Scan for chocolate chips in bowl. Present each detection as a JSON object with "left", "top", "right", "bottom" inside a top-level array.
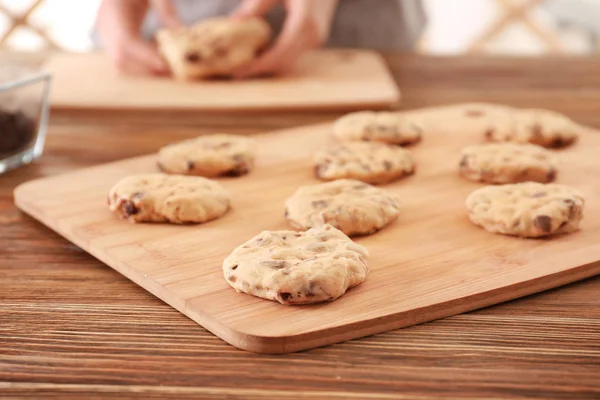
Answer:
[
  {"left": 0, "top": 63, "right": 52, "bottom": 175},
  {"left": 0, "top": 109, "right": 37, "bottom": 155}
]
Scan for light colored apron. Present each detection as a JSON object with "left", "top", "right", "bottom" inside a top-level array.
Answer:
[{"left": 94, "top": 0, "right": 427, "bottom": 51}]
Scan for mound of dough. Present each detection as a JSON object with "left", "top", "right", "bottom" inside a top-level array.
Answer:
[{"left": 156, "top": 17, "right": 271, "bottom": 80}]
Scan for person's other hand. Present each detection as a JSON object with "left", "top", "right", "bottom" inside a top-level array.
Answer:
[
  {"left": 231, "top": 0, "right": 339, "bottom": 78},
  {"left": 95, "top": 0, "right": 182, "bottom": 75}
]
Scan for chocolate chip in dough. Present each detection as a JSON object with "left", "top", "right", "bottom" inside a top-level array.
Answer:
[
  {"left": 311, "top": 200, "right": 328, "bottom": 209},
  {"left": 546, "top": 168, "right": 557, "bottom": 182},
  {"left": 185, "top": 52, "right": 202, "bottom": 63},
  {"left": 306, "top": 243, "right": 329, "bottom": 253},
  {"left": 563, "top": 199, "right": 575, "bottom": 208},
  {"left": 303, "top": 282, "right": 318, "bottom": 298},
  {"left": 122, "top": 201, "right": 139, "bottom": 216},
  {"left": 563, "top": 199, "right": 577, "bottom": 217},
  {"left": 223, "top": 155, "right": 249, "bottom": 177},
  {"left": 361, "top": 124, "right": 376, "bottom": 140},
  {"left": 534, "top": 215, "right": 552, "bottom": 233},
  {"left": 558, "top": 220, "right": 569, "bottom": 230},
  {"left": 278, "top": 292, "right": 292, "bottom": 301},
  {"left": 260, "top": 260, "right": 289, "bottom": 269},
  {"left": 550, "top": 137, "right": 565, "bottom": 148}
]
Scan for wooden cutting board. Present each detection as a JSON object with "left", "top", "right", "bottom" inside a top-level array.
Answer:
[
  {"left": 14, "top": 104, "right": 600, "bottom": 354},
  {"left": 43, "top": 49, "right": 400, "bottom": 112}
]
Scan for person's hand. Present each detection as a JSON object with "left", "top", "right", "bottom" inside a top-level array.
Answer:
[
  {"left": 95, "top": 0, "right": 182, "bottom": 75},
  {"left": 230, "top": 0, "right": 339, "bottom": 78}
]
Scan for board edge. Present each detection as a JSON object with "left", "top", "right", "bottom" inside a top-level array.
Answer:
[
  {"left": 206, "top": 261, "right": 600, "bottom": 354},
  {"left": 43, "top": 49, "right": 402, "bottom": 113}
]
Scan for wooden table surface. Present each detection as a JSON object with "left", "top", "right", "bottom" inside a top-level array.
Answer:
[{"left": 2, "top": 53, "right": 600, "bottom": 400}]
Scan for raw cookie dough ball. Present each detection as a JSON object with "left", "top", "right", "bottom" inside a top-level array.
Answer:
[
  {"left": 108, "top": 173, "right": 231, "bottom": 224},
  {"left": 156, "top": 17, "right": 272, "bottom": 80},
  {"left": 222, "top": 224, "right": 369, "bottom": 305},
  {"left": 465, "top": 182, "right": 585, "bottom": 238},
  {"left": 158, "top": 134, "right": 257, "bottom": 178},
  {"left": 459, "top": 143, "right": 557, "bottom": 184},
  {"left": 284, "top": 179, "right": 401, "bottom": 236}
]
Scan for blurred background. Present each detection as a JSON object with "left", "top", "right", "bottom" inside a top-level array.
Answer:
[{"left": 0, "top": 0, "right": 599, "bottom": 56}]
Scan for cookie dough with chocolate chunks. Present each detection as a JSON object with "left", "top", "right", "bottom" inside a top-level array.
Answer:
[
  {"left": 284, "top": 179, "right": 401, "bottom": 236},
  {"left": 459, "top": 143, "right": 557, "bottom": 184},
  {"left": 222, "top": 224, "right": 369, "bottom": 305},
  {"left": 487, "top": 108, "right": 580, "bottom": 148},
  {"left": 156, "top": 17, "right": 271, "bottom": 80},
  {"left": 447, "top": 102, "right": 516, "bottom": 140},
  {"left": 108, "top": 173, "right": 231, "bottom": 224},
  {"left": 465, "top": 182, "right": 585, "bottom": 238},
  {"left": 157, "top": 134, "right": 257, "bottom": 178},
  {"left": 332, "top": 111, "right": 424, "bottom": 146},
  {"left": 314, "top": 141, "right": 415, "bottom": 184}
]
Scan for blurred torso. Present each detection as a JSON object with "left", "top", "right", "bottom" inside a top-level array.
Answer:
[{"left": 139, "top": 0, "right": 427, "bottom": 51}]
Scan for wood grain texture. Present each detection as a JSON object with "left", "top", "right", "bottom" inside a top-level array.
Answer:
[
  {"left": 12, "top": 104, "right": 600, "bottom": 354},
  {"left": 43, "top": 50, "right": 400, "bottom": 112},
  {"left": 2, "top": 53, "right": 600, "bottom": 398}
]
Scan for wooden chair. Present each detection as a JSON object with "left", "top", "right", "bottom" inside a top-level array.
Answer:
[
  {"left": 468, "top": 0, "right": 565, "bottom": 54},
  {"left": 0, "top": 0, "right": 58, "bottom": 50}
]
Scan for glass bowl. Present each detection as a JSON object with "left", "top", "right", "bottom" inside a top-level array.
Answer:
[{"left": 0, "top": 63, "right": 52, "bottom": 175}]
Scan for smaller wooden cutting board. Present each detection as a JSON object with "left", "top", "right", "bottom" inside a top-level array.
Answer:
[{"left": 43, "top": 49, "right": 400, "bottom": 112}]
